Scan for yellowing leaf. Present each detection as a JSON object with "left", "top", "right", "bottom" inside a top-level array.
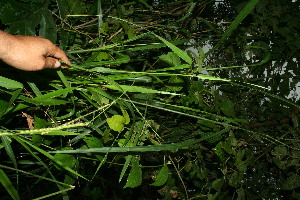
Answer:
[
  {"left": 120, "top": 107, "right": 130, "bottom": 125},
  {"left": 107, "top": 115, "right": 126, "bottom": 132}
]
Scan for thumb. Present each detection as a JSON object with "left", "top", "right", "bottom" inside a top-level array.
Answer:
[{"left": 44, "top": 57, "right": 61, "bottom": 69}]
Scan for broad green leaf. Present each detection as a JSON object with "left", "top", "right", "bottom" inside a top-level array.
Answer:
[
  {"left": 167, "top": 76, "right": 184, "bottom": 92},
  {"left": 151, "top": 164, "right": 169, "bottom": 186},
  {"left": 220, "top": 99, "right": 235, "bottom": 117},
  {"left": 107, "top": 115, "right": 126, "bottom": 132},
  {"left": 0, "top": 3, "right": 57, "bottom": 41},
  {"left": 118, "top": 139, "right": 134, "bottom": 147},
  {"left": 84, "top": 137, "right": 103, "bottom": 148},
  {"left": 237, "top": 188, "right": 246, "bottom": 200},
  {"left": 93, "top": 52, "right": 110, "bottom": 62},
  {"left": 124, "top": 158, "right": 142, "bottom": 188},
  {"left": 159, "top": 52, "right": 181, "bottom": 66},
  {"left": 0, "top": 76, "right": 23, "bottom": 89},
  {"left": 53, "top": 148, "right": 76, "bottom": 169},
  {"left": 283, "top": 174, "right": 300, "bottom": 190},
  {"left": 212, "top": 178, "right": 224, "bottom": 190},
  {"left": 0, "top": 169, "right": 20, "bottom": 200}
]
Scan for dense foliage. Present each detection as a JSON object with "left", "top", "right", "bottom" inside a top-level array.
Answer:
[{"left": 0, "top": 0, "right": 299, "bottom": 199}]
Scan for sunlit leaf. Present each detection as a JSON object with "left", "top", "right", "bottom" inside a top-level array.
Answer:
[{"left": 107, "top": 115, "right": 126, "bottom": 132}]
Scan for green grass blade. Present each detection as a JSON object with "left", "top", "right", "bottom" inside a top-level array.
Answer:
[
  {"left": 33, "top": 87, "right": 77, "bottom": 100},
  {"left": 12, "top": 136, "right": 88, "bottom": 181},
  {"left": 1, "top": 136, "right": 17, "bottom": 168},
  {"left": 0, "top": 169, "right": 20, "bottom": 200},
  {"left": 19, "top": 96, "right": 70, "bottom": 106},
  {"left": 0, "top": 88, "right": 22, "bottom": 119},
  {"left": 206, "top": 0, "right": 261, "bottom": 56},
  {"left": 48, "top": 139, "right": 207, "bottom": 153},
  {"left": 32, "top": 186, "right": 74, "bottom": 200},
  {"left": 153, "top": 34, "right": 192, "bottom": 65},
  {"left": 0, "top": 76, "right": 23, "bottom": 89},
  {"left": 27, "top": 82, "right": 42, "bottom": 96},
  {"left": 177, "top": 2, "right": 196, "bottom": 22},
  {"left": 103, "top": 84, "right": 180, "bottom": 95},
  {"left": 119, "top": 155, "right": 133, "bottom": 182}
]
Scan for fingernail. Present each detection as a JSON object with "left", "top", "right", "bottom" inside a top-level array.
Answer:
[{"left": 54, "top": 60, "right": 61, "bottom": 68}]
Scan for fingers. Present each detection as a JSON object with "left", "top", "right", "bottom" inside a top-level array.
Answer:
[
  {"left": 49, "top": 45, "right": 71, "bottom": 65},
  {"left": 44, "top": 57, "right": 61, "bottom": 69},
  {"left": 0, "top": 32, "right": 71, "bottom": 71}
]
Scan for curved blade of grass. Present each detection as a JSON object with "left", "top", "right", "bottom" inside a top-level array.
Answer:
[
  {"left": 68, "top": 31, "right": 152, "bottom": 53},
  {"left": 0, "top": 169, "right": 20, "bottom": 200},
  {"left": 0, "top": 88, "right": 22, "bottom": 119},
  {"left": 33, "top": 87, "right": 77, "bottom": 100},
  {"left": 177, "top": 2, "right": 196, "bottom": 22},
  {"left": 27, "top": 82, "right": 42, "bottom": 96},
  {"left": 32, "top": 186, "right": 75, "bottom": 200},
  {"left": 123, "top": 39, "right": 188, "bottom": 52},
  {"left": 206, "top": 0, "right": 261, "bottom": 56},
  {"left": 1, "top": 136, "right": 17, "bottom": 169},
  {"left": 0, "top": 164, "right": 74, "bottom": 200},
  {"left": 153, "top": 33, "right": 192, "bottom": 65},
  {"left": 0, "top": 76, "right": 23, "bottom": 89},
  {"left": 205, "top": 52, "right": 271, "bottom": 70},
  {"left": 0, "top": 164, "right": 72, "bottom": 187},
  {"left": 12, "top": 136, "right": 88, "bottom": 181},
  {"left": 19, "top": 96, "right": 70, "bottom": 106}
]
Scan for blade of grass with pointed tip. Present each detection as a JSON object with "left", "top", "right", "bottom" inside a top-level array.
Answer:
[
  {"left": 206, "top": 0, "right": 261, "bottom": 56},
  {"left": 0, "top": 169, "right": 20, "bottom": 200},
  {"left": 1, "top": 136, "right": 17, "bottom": 169},
  {"left": 153, "top": 34, "right": 192, "bottom": 65},
  {"left": 0, "top": 76, "right": 23, "bottom": 90},
  {"left": 12, "top": 136, "right": 88, "bottom": 181},
  {"left": 0, "top": 88, "right": 22, "bottom": 119},
  {"left": 103, "top": 85, "right": 180, "bottom": 95},
  {"left": 119, "top": 155, "right": 133, "bottom": 182}
]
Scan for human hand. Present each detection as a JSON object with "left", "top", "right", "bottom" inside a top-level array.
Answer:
[{"left": 0, "top": 31, "right": 70, "bottom": 71}]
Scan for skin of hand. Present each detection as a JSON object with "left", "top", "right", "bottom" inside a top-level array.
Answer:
[{"left": 0, "top": 30, "right": 70, "bottom": 71}]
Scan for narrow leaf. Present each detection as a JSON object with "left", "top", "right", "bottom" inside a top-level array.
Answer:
[
  {"left": 119, "top": 155, "right": 133, "bottom": 182},
  {"left": 153, "top": 34, "right": 192, "bottom": 65},
  {"left": 206, "top": 0, "right": 261, "bottom": 55},
  {"left": 0, "top": 169, "right": 20, "bottom": 200},
  {"left": 0, "top": 76, "right": 23, "bottom": 89}
]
